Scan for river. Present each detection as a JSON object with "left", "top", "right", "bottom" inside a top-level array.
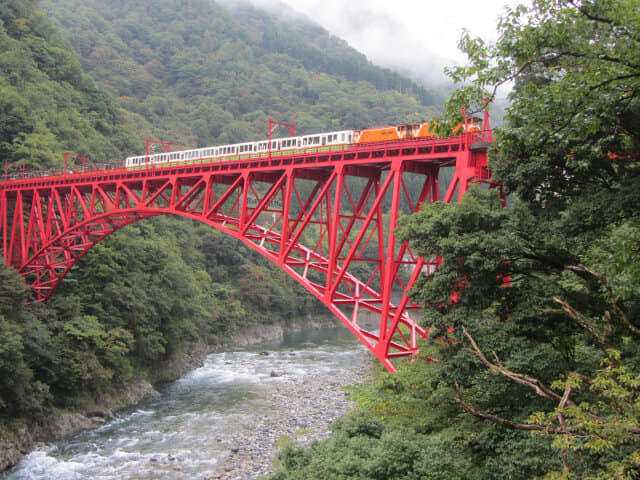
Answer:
[{"left": 1, "top": 327, "right": 369, "bottom": 480}]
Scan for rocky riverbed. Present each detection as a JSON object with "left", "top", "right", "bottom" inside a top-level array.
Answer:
[{"left": 205, "top": 361, "right": 368, "bottom": 480}]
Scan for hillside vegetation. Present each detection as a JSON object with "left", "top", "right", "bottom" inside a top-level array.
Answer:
[
  {"left": 41, "top": 0, "right": 441, "bottom": 149},
  {"left": 0, "top": 0, "right": 138, "bottom": 170}
]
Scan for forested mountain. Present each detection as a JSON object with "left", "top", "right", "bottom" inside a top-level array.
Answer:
[
  {"left": 0, "top": 0, "right": 138, "bottom": 170},
  {"left": 40, "top": 0, "right": 441, "bottom": 151},
  {"left": 0, "top": 0, "right": 445, "bottom": 467}
]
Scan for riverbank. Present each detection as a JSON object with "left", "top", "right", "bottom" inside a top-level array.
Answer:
[
  {"left": 205, "top": 357, "right": 367, "bottom": 480},
  {"left": 0, "top": 315, "right": 355, "bottom": 474}
]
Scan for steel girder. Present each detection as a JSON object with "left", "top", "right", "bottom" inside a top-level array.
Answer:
[{"left": 0, "top": 134, "right": 492, "bottom": 371}]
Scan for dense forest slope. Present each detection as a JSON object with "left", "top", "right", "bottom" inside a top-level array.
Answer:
[
  {"left": 0, "top": 0, "right": 445, "bottom": 471},
  {"left": 0, "top": 0, "right": 139, "bottom": 170},
  {"left": 40, "top": 0, "right": 441, "bottom": 150}
]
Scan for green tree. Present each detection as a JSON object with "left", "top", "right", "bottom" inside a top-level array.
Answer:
[
  {"left": 0, "top": 264, "right": 51, "bottom": 416},
  {"left": 397, "top": 0, "right": 640, "bottom": 478}
]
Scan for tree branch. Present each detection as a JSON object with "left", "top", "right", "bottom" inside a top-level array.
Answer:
[
  {"left": 566, "top": 264, "right": 639, "bottom": 337},
  {"left": 454, "top": 380, "right": 545, "bottom": 431},
  {"left": 553, "top": 296, "right": 615, "bottom": 345},
  {"left": 461, "top": 326, "right": 573, "bottom": 405},
  {"left": 453, "top": 380, "right": 577, "bottom": 434}
]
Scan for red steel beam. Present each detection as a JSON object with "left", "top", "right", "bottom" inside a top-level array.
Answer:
[{"left": 0, "top": 133, "right": 493, "bottom": 371}]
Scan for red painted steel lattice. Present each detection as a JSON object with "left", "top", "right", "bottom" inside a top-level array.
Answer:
[{"left": 0, "top": 130, "right": 493, "bottom": 371}]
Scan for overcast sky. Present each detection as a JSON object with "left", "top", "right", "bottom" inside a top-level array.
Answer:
[{"left": 223, "top": 0, "right": 526, "bottom": 85}]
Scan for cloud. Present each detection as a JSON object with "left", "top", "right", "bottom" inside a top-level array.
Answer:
[{"left": 218, "top": 0, "right": 522, "bottom": 85}]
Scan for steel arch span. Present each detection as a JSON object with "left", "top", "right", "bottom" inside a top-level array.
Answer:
[{"left": 0, "top": 131, "right": 494, "bottom": 372}]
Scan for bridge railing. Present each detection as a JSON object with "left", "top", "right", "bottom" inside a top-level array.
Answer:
[{"left": 2, "top": 161, "right": 124, "bottom": 183}]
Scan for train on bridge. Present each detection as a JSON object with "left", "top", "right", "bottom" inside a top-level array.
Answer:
[{"left": 125, "top": 119, "right": 482, "bottom": 170}]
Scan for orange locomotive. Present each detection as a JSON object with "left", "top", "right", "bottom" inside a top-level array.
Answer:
[{"left": 353, "top": 119, "right": 481, "bottom": 144}]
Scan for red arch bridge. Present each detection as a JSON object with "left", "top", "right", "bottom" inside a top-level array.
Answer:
[{"left": 0, "top": 128, "right": 494, "bottom": 372}]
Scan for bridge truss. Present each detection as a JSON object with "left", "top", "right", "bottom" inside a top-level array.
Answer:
[{"left": 0, "top": 129, "right": 493, "bottom": 371}]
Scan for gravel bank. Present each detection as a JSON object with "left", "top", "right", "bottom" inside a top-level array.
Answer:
[{"left": 205, "top": 357, "right": 368, "bottom": 480}]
